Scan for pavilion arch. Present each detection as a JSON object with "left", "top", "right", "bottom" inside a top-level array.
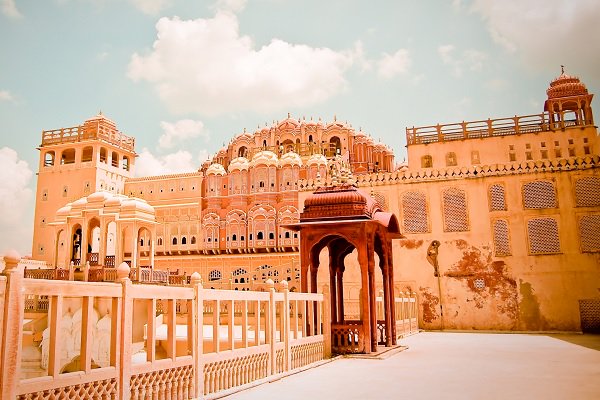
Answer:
[
  {"left": 54, "top": 229, "right": 67, "bottom": 268},
  {"left": 226, "top": 210, "right": 247, "bottom": 252},
  {"left": 61, "top": 148, "right": 76, "bottom": 165},
  {"left": 81, "top": 146, "right": 93, "bottom": 163},
  {"left": 44, "top": 151, "right": 55, "bottom": 167},
  {"left": 248, "top": 205, "right": 276, "bottom": 248}
]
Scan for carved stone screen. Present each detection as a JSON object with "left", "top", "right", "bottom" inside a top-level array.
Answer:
[
  {"left": 579, "top": 214, "right": 600, "bottom": 252},
  {"left": 493, "top": 219, "right": 511, "bottom": 256},
  {"left": 442, "top": 187, "right": 469, "bottom": 232},
  {"left": 523, "top": 180, "right": 557, "bottom": 209},
  {"left": 489, "top": 184, "right": 507, "bottom": 211},
  {"left": 575, "top": 177, "right": 600, "bottom": 207},
  {"left": 527, "top": 217, "right": 561, "bottom": 254},
  {"left": 402, "top": 191, "right": 429, "bottom": 233}
]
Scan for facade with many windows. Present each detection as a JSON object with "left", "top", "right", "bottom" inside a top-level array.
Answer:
[{"left": 31, "top": 70, "right": 600, "bottom": 331}]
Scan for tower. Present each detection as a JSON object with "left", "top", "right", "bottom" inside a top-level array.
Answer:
[
  {"left": 32, "top": 113, "right": 137, "bottom": 265},
  {"left": 544, "top": 66, "right": 594, "bottom": 128}
]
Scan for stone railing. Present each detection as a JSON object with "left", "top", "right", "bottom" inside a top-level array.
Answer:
[
  {"left": 299, "top": 155, "right": 600, "bottom": 191},
  {"left": 0, "top": 255, "right": 330, "bottom": 399}
]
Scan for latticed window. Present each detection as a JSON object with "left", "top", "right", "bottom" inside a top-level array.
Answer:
[
  {"left": 522, "top": 180, "right": 557, "bottom": 209},
  {"left": 492, "top": 219, "right": 511, "bottom": 256},
  {"left": 442, "top": 187, "right": 469, "bottom": 232},
  {"left": 489, "top": 184, "right": 506, "bottom": 211},
  {"left": 401, "top": 191, "right": 428, "bottom": 233},
  {"left": 579, "top": 215, "right": 600, "bottom": 252},
  {"left": 208, "top": 270, "right": 222, "bottom": 281},
  {"left": 575, "top": 177, "right": 600, "bottom": 207},
  {"left": 527, "top": 217, "right": 560, "bottom": 254}
]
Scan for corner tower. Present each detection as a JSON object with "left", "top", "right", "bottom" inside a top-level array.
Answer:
[
  {"left": 32, "top": 113, "right": 136, "bottom": 263},
  {"left": 544, "top": 66, "right": 594, "bottom": 128}
]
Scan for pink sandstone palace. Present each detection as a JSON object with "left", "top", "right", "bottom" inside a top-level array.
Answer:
[{"left": 0, "top": 70, "right": 599, "bottom": 398}]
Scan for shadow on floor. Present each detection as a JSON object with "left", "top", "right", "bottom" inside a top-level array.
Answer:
[{"left": 547, "top": 334, "right": 600, "bottom": 351}]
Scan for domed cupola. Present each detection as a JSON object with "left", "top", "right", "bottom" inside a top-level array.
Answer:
[{"left": 544, "top": 66, "right": 594, "bottom": 127}]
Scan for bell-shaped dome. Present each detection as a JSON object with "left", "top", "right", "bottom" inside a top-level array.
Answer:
[
  {"left": 228, "top": 156, "right": 250, "bottom": 172},
  {"left": 302, "top": 185, "right": 380, "bottom": 221},
  {"left": 279, "top": 151, "right": 302, "bottom": 167},
  {"left": 121, "top": 198, "right": 155, "bottom": 214},
  {"left": 547, "top": 71, "right": 588, "bottom": 99},
  {"left": 250, "top": 150, "right": 278, "bottom": 167},
  {"left": 206, "top": 163, "right": 227, "bottom": 176},
  {"left": 307, "top": 153, "right": 328, "bottom": 166}
]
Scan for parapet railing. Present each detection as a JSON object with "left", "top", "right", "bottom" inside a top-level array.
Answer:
[
  {"left": 41, "top": 122, "right": 135, "bottom": 152},
  {"left": 0, "top": 258, "right": 330, "bottom": 400},
  {"left": 405, "top": 113, "right": 591, "bottom": 145}
]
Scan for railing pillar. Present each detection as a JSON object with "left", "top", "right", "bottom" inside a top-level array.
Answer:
[
  {"left": 322, "top": 284, "right": 332, "bottom": 358},
  {"left": 280, "top": 280, "right": 291, "bottom": 372},
  {"left": 0, "top": 250, "right": 23, "bottom": 400},
  {"left": 266, "top": 279, "right": 275, "bottom": 376},
  {"left": 191, "top": 272, "right": 204, "bottom": 399},
  {"left": 117, "top": 262, "right": 133, "bottom": 400}
]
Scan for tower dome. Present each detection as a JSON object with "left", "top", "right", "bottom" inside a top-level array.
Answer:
[{"left": 546, "top": 69, "right": 588, "bottom": 99}]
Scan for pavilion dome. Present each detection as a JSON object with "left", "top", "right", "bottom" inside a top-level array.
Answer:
[
  {"left": 250, "top": 150, "right": 278, "bottom": 167},
  {"left": 547, "top": 71, "right": 588, "bottom": 99},
  {"left": 56, "top": 203, "right": 72, "bottom": 217},
  {"left": 206, "top": 163, "right": 227, "bottom": 176},
  {"left": 279, "top": 151, "right": 302, "bottom": 167},
  {"left": 228, "top": 157, "right": 250, "bottom": 172},
  {"left": 302, "top": 185, "right": 380, "bottom": 221},
  {"left": 307, "top": 154, "right": 328, "bottom": 166},
  {"left": 121, "top": 197, "right": 155, "bottom": 214}
]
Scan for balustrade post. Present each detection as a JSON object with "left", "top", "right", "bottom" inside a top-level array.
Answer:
[
  {"left": 117, "top": 262, "right": 133, "bottom": 400},
  {"left": 322, "top": 284, "right": 331, "bottom": 358},
  {"left": 191, "top": 272, "right": 204, "bottom": 399},
  {"left": 0, "top": 250, "right": 23, "bottom": 399},
  {"left": 266, "top": 279, "right": 275, "bottom": 376},
  {"left": 280, "top": 280, "right": 291, "bottom": 372},
  {"left": 84, "top": 261, "right": 90, "bottom": 282}
]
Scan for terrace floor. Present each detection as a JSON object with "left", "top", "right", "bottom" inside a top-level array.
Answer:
[{"left": 225, "top": 332, "right": 600, "bottom": 400}]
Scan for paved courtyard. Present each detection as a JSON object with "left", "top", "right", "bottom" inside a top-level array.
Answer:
[{"left": 226, "top": 332, "right": 600, "bottom": 400}]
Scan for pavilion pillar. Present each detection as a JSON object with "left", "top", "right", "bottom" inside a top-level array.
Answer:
[
  {"left": 358, "top": 246, "right": 371, "bottom": 353},
  {"left": 336, "top": 267, "right": 345, "bottom": 323},
  {"left": 98, "top": 221, "right": 107, "bottom": 267},
  {"left": 367, "top": 242, "right": 377, "bottom": 353},
  {"left": 329, "top": 264, "right": 338, "bottom": 323},
  {"left": 387, "top": 241, "right": 397, "bottom": 344},
  {"left": 381, "top": 246, "right": 392, "bottom": 347}
]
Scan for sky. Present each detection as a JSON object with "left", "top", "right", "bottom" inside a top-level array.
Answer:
[{"left": 1, "top": 0, "right": 599, "bottom": 255}]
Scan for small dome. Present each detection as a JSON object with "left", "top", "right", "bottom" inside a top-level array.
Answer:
[
  {"left": 206, "top": 163, "right": 227, "bottom": 176},
  {"left": 302, "top": 185, "right": 381, "bottom": 221},
  {"left": 121, "top": 198, "right": 154, "bottom": 214},
  {"left": 279, "top": 151, "right": 302, "bottom": 167},
  {"left": 216, "top": 146, "right": 228, "bottom": 157},
  {"left": 57, "top": 203, "right": 72, "bottom": 216},
  {"left": 84, "top": 112, "right": 117, "bottom": 129},
  {"left": 547, "top": 71, "right": 588, "bottom": 99},
  {"left": 87, "top": 191, "right": 111, "bottom": 203},
  {"left": 373, "top": 142, "right": 387, "bottom": 152},
  {"left": 228, "top": 157, "right": 250, "bottom": 172},
  {"left": 250, "top": 150, "right": 278, "bottom": 167},
  {"left": 71, "top": 197, "right": 88, "bottom": 209},
  {"left": 307, "top": 153, "right": 328, "bottom": 166}
]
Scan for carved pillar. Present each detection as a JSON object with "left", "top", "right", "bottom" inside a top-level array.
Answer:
[
  {"left": 358, "top": 244, "right": 371, "bottom": 353},
  {"left": 387, "top": 239, "right": 397, "bottom": 344},
  {"left": 367, "top": 239, "right": 377, "bottom": 353},
  {"left": 336, "top": 267, "right": 345, "bottom": 323}
]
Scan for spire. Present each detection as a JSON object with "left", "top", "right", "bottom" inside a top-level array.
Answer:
[{"left": 561, "top": 64, "right": 565, "bottom": 74}]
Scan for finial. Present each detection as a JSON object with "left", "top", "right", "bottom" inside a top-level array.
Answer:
[
  {"left": 287, "top": 112, "right": 291, "bottom": 118},
  {"left": 244, "top": 127, "right": 246, "bottom": 133},
  {"left": 99, "top": 110, "right": 103, "bottom": 115},
  {"left": 334, "top": 114, "right": 337, "bottom": 122},
  {"left": 561, "top": 64, "right": 565, "bottom": 74}
]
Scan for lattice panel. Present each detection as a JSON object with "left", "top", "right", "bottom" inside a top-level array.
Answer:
[
  {"left": 372, "top": 191, "right": 388, "bottom": 211},
  {"left": 18, "top": 378, "right": 118, "bottom": 400},
  {"left": 402, "top": 191, "right": 428, "bottom": 233},
  {"left": 493, "top": 219, "right": 511, "bottom": 256},
  {"left": 290, "top": 341, "right": 324, "bottom": 369},
  {"left": 203, "top": 352, "right": 269, "bottom": 395},
  {"left": 579, "top": 299, "right": 600, "bottom": 333},
  {"left": 130, "top": 365, "right": 194, "bottom": 400},
  {"left": 489, "top": 184, "right": 506, "bottom": 211},
  {"left": 575, "top": 176, "right": 600, "bottom": 207},
  {"left": 442, "top": 188, "right": 469, "bottom": 232},
  {"left": 523, "top": 180, "right": 557, "bottom": 209},
  {"left": 527, "top": 218, "right": 561, "bottom": 254},
  {"left": 579, "top": 215, "right": 600, "bottom": 252}
]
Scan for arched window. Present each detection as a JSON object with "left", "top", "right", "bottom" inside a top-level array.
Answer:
[
  {"left": 191, "top": 236, "right": 196, "bottom": 244},
  {"left": 330, "top": 136, "right": 341, "bottom": 154},
  {"left": 99, "top": 148, "right": 107, "bottom": 163},
  {"left": 111, "top": 151, "right": 119, "bottom": 167},
  {"left": 257, "top": 232, "right": 264, "bottom": 240},
  {"left": 232, "top": 234, "right": 237, "bottom": 241},
  {"left": 208, "top": 270, "right": 222, "bottom": 281},
  {"left": 172, "top": 237, "right": 178, "bottom": 245},
  {"left": 446, "top": 152, "right": 457, "bottom": 167},
  {"left": 181, "top": 236, "right": 187, "bottom": 245},
  {"left": 269, "top": 232, "right": 274, "bottom": 240},
  {"left": 238, "top": 146, "right": 247, "bottom": 158},
  {"left": 157, "top": 238, "right": 163, "bottom": 246},
  {"left": 122, "top": 156, "right": 130, "bottom": 171},
  {"left": 44, "top": 151, "right": 55, "bottom": 167},
  {"left": 61, "top": 148, "right": 76, "bottom": 165},
  {"left": 308, "top": 134, "right": 313, "bottom": 142},
  {"left": 285, "top": 231, "right": 290, "bottom": 239}
]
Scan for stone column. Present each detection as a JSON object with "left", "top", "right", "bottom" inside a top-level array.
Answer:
[{"left": 0, "top": 251, "right": 23, "bottom": 399}]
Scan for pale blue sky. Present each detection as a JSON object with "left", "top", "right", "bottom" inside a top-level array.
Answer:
[{"left": 1, "top": 0, "right": 599, "bottom": 254}]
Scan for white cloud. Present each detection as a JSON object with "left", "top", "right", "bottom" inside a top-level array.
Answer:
[
  {"left": 377, "top": 49, "right": 411, "bottom": 79},
  {"left": 158, "top": 119, "right": 207, "bottom": 149},
  {"left": 438, "top": 44, "right": 486, "bottom": 77},
  {"left": 468, "top": 0, "right": 600, "bottom": 81},
  {"left": 213, "top": 0, "right": 247, "bottom": 13},
  {"left": 0, "top": 147, "right": 33, "bottom": 255},
  {"left": 130, "top": 0, "right": 170, "bottom": 15},
  {"left": 135, "top": 148, "right": 199, "bottom": 177},
  {"left": 128, "top": 12, "right": 355, "bottom": 115},
  {"left": 1, "top": 0, "right": 21, "bottom": 18},
  {"left": 0, "top": 90, "right": 15, "bottom": 102}
]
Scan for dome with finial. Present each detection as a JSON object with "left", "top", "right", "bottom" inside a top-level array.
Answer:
[
  {"left": 302, "top": 185, "right": 381, "bottom": 221},
  {"left": 279, "top": 151, "right": 302, "bottom": 167},
  {"left": 547, "top": 66, "right": 588, "bottom": 99},
  {"left": 228, "top": 156, "right": 250, "bottom": 172},
  {"left": 206, "top": 163, "right": 227, "bottom": 176},
  {"left": 250, "top": 150, "right": 278, "bottom": 167}
]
